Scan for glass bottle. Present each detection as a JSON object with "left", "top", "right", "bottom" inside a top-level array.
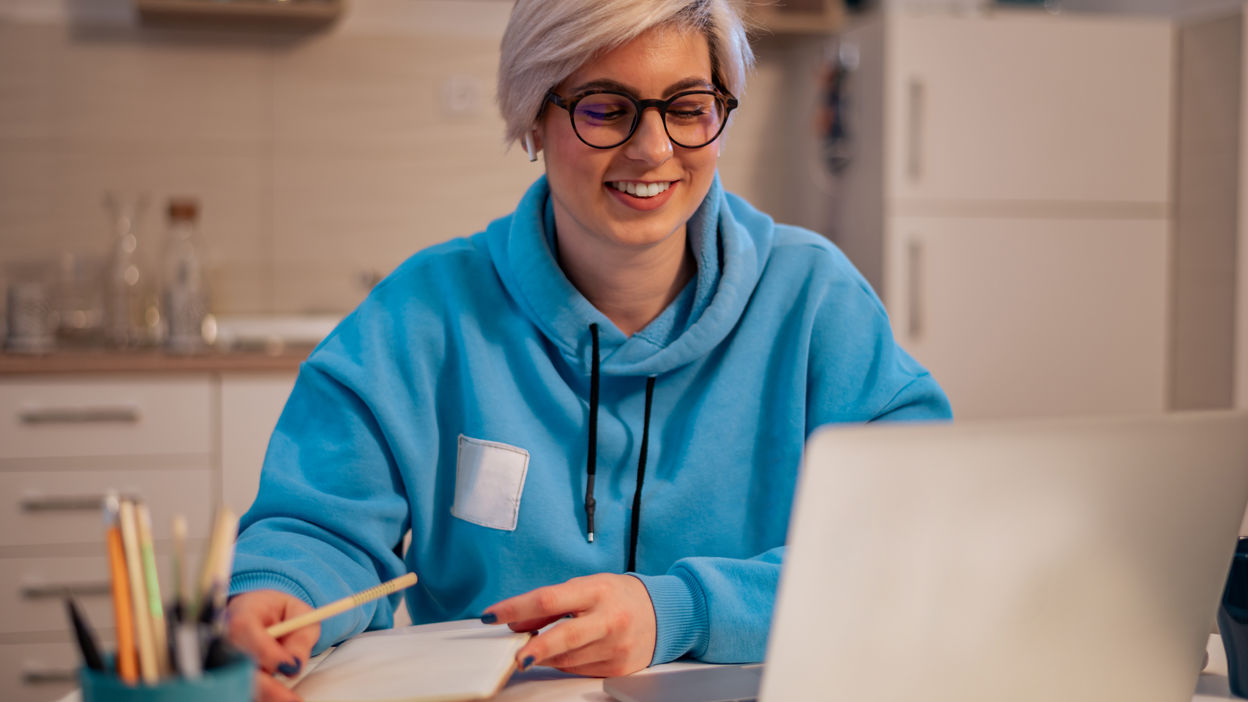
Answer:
[
  {"left": 102, "top": 193, "right": 149, "bottom": 348},
  {"left": 161, "top": 198, "right": 209, "bottom": 353}
]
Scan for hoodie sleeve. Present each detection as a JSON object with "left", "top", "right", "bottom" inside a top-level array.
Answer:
[
  {"left": 228, "top": 359, "right": 411, "bottom": 655},
  {"left": 632, "top": 547, "right": 783, "bottom": 664},
  {"left": 633, "top": 252, "right": 951, "bottom": 666},
  {"left": 807, "top": 260, "right": 954, "bottom": 426}
]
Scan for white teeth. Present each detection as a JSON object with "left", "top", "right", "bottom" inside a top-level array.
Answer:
[{"left": 610, "top": 181, "right": 670, "bottom": 198}]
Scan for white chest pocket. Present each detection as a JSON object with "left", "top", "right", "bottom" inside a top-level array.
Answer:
[{"left": 451, "top": 435, "right": 530, "bottom": 531}]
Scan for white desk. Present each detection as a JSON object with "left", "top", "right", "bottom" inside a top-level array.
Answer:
[
  {"left": 1196, "top": 634, "right": 1238, "bottom": 701},
  {"left": 493, "top": 635, "right": 1239, "bottom": 702},
  {"left": 51, "top": 635, "right": 1241, "bottom": 702}
]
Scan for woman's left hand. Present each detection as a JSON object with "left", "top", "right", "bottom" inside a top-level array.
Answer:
[{"left": 481, "top": 573, "right": 656, "bottom": 677}]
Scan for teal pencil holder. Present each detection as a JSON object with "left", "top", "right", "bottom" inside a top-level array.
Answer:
[{"left": 80, "top": 655, "right": 253, "bottom": 702}]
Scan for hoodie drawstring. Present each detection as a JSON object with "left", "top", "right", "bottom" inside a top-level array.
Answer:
[
  {"left": 583, "top": 324, "right": 656, "bottom": 572},
  {"left": 627, "top": 376, "right": 656, "bottom": 572},
  {"left": 586, "top": 324, "right": 600, "bottom": 543}
]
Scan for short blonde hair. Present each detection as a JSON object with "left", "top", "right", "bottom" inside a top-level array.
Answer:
[{"left": 497, "top": 0, "right": 753, "bottom": 146}]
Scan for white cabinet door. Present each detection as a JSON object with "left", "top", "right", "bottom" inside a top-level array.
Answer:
[
  {"left": 884, "top": 216, "right": 1167, "bottom": 419},
  {"left": 885, "top": 12, "right": 1172, "bottom": 206},
  {"left": 219, "top": 373, "right": 297, "bottom": 515}
]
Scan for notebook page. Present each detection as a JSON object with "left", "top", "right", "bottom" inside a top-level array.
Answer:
[{"left": 294, "top": 619, "right": 530, "bottom": 702}]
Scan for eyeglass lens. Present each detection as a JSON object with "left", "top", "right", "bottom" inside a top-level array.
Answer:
[{"left": 571, "top": 92, "right": 726, "bottom": 148}]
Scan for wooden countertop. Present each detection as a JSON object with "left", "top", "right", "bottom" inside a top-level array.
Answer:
[{"left": 0, "top": 346, "right": 314, "bottom": 375}]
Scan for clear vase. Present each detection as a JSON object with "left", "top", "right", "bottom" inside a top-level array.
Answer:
[{"left": 102, "top": 193, "right": 152, "bottom": 348}]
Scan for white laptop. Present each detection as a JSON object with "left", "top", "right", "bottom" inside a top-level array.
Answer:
[{"left": 606, "top": 412, "right": 1248, "bottom": 702}]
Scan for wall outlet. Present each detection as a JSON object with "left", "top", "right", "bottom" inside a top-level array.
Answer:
[{"left": 440, "top": 75, "right": 482, "bottom": 117}]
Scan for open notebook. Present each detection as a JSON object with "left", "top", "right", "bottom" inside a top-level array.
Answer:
[{"left": 292, "top": 619, "right": 530, "bottom": 702}]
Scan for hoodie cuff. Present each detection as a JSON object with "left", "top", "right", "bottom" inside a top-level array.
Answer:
[
  {"left": 229, "top": 571, "right": 345, "bottom": 656},
  {"left": 632, "top": 572, "right": 709, "bottom": 665}
]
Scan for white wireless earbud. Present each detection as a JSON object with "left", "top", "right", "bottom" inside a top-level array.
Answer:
[{"left": 523, "top": 133, "right": 538, "bottom": 162}]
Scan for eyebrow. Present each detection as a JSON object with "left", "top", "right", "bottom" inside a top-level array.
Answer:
[{"left": 566, "top": 77, "right": 714, "bottom": 96}]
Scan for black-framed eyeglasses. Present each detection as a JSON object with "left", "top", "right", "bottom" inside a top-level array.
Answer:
[{"left": 545, "top": 89, "right": 739, "bottom": 150}]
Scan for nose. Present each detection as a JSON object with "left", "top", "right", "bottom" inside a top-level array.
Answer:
[{"left": 622, "top": 107, "right": 672, "bottom": 165}]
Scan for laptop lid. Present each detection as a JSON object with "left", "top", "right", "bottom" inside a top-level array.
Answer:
[{"left": 760, "top": 412, "right": 1248, "bottom": 702}]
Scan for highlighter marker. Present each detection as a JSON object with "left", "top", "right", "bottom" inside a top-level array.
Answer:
[
  {"left": 135, "top": 502, "right": 171, "bottom": 676},
  {"left": 103, "top": 494, "right": 139, "bottom": 684}
]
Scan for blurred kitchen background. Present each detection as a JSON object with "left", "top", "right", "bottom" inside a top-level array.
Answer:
[
  {"left": 0, "top": 0, "right": 1244, "bottom": 411},
  {"left": 2, "top": 1, "right": 1248, "bottom": 698},
  {"left": 1, "top": 0, "right": 1246, "bottom": 417}
]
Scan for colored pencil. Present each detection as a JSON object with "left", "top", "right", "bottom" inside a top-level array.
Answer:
[
  {"left": 135, "top": 501, "right": 171, "bottom": 676},
  {"left": 119, "top": 499, "right": 159, "bottom": 684},
  {"left": 103, "top": 494, "right": 139, "bottom": 684}
]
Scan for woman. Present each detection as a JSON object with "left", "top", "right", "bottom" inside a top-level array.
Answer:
[{"left": 227, "top": 0, "right": 952, "bottom": 700}]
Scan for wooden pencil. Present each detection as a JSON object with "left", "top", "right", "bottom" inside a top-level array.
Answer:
[
  {"left": 103, "top": 494, "right": 138, "bottom": 683},
  {"left": 266, "top": 573, "right": 419, "bottom": 639}
]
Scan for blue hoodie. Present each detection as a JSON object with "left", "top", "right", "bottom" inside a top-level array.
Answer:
[{"left": 229, "top": 174, "right": 951, "bottom": 665}]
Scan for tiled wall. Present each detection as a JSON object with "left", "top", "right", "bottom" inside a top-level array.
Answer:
[{"left": 0, "top": 0, "right": 807, "bottom": 317}]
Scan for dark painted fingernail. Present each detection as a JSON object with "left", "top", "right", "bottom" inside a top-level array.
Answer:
[
  {"left": 277, "top": 658, "right": 302, "bottom": 676},
  {"left": 520, "top": 655, "right": 535, "bottom": 671},
  {"left": 480, "top": 612, "right": 497, "bottom": 624}
]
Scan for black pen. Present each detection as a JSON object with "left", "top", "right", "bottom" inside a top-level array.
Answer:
[{"left": 65, "top": 596, "right": 105, "bottom": 671}]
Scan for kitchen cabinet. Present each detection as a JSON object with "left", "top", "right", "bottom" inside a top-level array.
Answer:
[
  {"left": 0, "top": 376, "right": 215, "bottom": 702},
  {"left": 1241, "top": 10, "right": 1248, "bottom": 415},
  {"left": 0, "top": 369, "right": 295, "bottom": 701},
  {"left": 220, "top": 372, "right": 297, "bottom": 516},
  {"left": 0, "top": 377, "right": 213, "bottom": 459},
  {"left": 884, "top": 216, "right": 1168, "bottom": 418},
  {"left": 836, "top": 9, "right": 1173, "bottom": 419},
  {"left": 884, "top": 12, "right": 1171, "bottom": 206}
]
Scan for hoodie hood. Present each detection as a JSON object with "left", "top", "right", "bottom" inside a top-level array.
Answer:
[{"left": 485, "top": 173, "right": 775, "bottom": 377}]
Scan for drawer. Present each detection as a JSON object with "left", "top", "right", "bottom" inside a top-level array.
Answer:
[
  {"left": 0, "top": 641, "right": 78, "bottom": 702},
  {"left": 0, "top": 469, "right": 213, "bottom": 548},
  {"left": 3, "top": 553, "right": 193, "bottom": 636},
  {"left": 0, "top": 377, "right": 213, "bottom": 459}
]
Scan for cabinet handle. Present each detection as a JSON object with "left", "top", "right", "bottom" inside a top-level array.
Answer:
[
  {"left": 22, "top": 667, "right": 78, "bottom": 685},
  {"left": 21, "top": 582, "right": 113, "bottom": 599},
  {"left": 906, "top": 78, "right": 924, "bottom": 183},
  {"left": 19, "top": 494, "right": 110, "bottom": 513},
  {"left": 19, "top": 405, "right": 140, "bottom": 424},
  {"left": 907, "top": 239, "right": 924, "bottom": 340}
]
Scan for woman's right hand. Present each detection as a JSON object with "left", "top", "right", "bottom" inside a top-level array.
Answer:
[{"left": 226, "top": 589, "right": 320, "bottom": 702}]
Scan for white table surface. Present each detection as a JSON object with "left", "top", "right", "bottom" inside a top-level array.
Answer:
[
  {"left": 1195, "top": 634, "right": 1237, "bottom": 701},
  {"left": 54, "top": 634, "right": 1240, "bottom": 702}
]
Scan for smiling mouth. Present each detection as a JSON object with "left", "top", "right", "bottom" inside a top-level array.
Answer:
[{"left": 608, "top": 181, "right": 672, "bottom": 198}]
